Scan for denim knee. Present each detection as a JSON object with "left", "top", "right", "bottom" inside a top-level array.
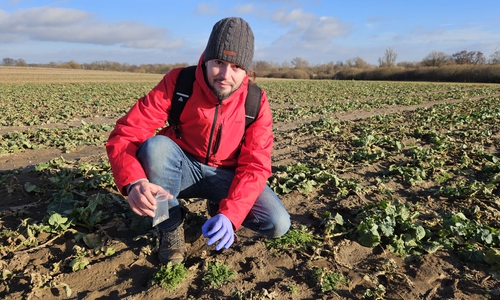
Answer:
[
  {"left": 272, "top": 214, "right": 291, "bottom": 238},
  {"left": 138, "top": 135, "right": 177, "bottom": 161}
]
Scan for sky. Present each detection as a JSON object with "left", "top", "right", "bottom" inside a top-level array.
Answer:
[{"left": 1, "top": 0, "right": 499, "bottom": 66}]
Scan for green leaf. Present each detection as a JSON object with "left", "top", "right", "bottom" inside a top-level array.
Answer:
[
  {"left": 389, "top": 236, "right": 406, "bottom": 256},
  {"left": 26, "top": 226, "right": 35, "bottom": 238},
  {"left": 459, "top": 248, "right": 484, "bottom": 263},
  {"left": 484, "top": 249, "right": 500, "bottom": 266},
  {"left": 379, "top": 222, "right": 394, "bottom": 237},
  {"left": 105, "top": 247, "right": 116, "bottom": 256},
  {"left": 70, "top": 257, "right": 89, "bottom": 272},
  {"left": 279, "top": 183, "right": 291, "bottom": 194},
  {"left": 34, "top": 161, "right": 51, "bottom": 171},
  {"left": 398, "top": 205, "right": 410, "bottom": 221},
  {"left": 81, "top": 233, "right": 102, "bottom": 249},
  {"left": 1, "top": 269, "right": 13, "bottom": 280},
  {"left": 384, "top": 203, "right": 396, "bottom": 216},
  {"left": 48, "top": 213, "right": 68, "bottom": 226},
  {"left": 297, "top": 180, "right": 315, "bottom": 194},
  {"left": 47, "top": 191, "right": 77, "bottom": 215},
  {"left": 404, "top": 232, "right": 418, "bottom": 247},
  {"left": 395, "top": 141, "right": 403, "bottom": 151},
  {"left": 422, "top": 241, "right": 443, "bottom": 254},
  {"left": 60, "top": 283, "right": 72, "bottom": 297},
  {"left": 334, "top": 213, "right": 344, "bottom": 226},
  {"left": 24, "top": 182, "right": 38, "bottom": 193},
  {"left": 479, "top": 228, "right": 493, "bottom": 244},
  {"left": 455, "top": 212, "right": 467, "bottom": 221},
  {"left": 415, "top": 226, "right": 426, "bottom": 240},
  {"left": 358, "top": 224, "right": 381, "bottom": 247}
]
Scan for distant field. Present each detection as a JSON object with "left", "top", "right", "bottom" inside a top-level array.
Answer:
[{"left": 0, "top": 66, "right": 164, "bottom": 83}]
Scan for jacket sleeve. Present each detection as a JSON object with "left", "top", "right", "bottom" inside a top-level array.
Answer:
[
  {"left": 217, "top": 89, "right": 274, "bottom": 229},
  {"left": 106, "top": 71, "right": 178, "bottom": 195}
]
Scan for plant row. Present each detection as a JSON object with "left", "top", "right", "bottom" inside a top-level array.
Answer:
[{"left": 1, "top": 81, "right": 498, "bottom": 126}]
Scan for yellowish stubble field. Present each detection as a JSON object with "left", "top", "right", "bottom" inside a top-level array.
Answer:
[{"left": 0, "top": 66, "right": 164, "bottom": 84}]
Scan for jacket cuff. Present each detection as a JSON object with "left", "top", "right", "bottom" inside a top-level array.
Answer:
[{"left": 125, "top": 178, "right": 149, "bottom": 195}]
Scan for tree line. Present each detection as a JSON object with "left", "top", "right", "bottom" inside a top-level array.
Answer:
[{"left": 3, "top": 49, "right": 500, "bottom": 83}]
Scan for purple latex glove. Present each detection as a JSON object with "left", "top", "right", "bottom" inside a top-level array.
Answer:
[{"left": 202, "top": 213, "right": 234, "bottom": 251}]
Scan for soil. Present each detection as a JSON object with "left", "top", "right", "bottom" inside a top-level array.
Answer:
[{"left": 1, "top": 99, "right": 500, "bottom": 299}]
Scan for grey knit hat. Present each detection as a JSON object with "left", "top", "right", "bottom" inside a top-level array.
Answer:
[{"left": 203, "top": 17, "right": 254, "bottom": 72}]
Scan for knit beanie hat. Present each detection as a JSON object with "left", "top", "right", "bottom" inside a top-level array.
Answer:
[{"left": 203, "top": 17, "right": 254, "bottom": 72}]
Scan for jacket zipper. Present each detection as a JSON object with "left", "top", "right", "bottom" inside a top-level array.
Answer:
[
  {"left": 213, "top": 124, "right": 222, "bottom": 155},
  {"left": 205, "top": 104, "right": 220, "bottom": 164}
]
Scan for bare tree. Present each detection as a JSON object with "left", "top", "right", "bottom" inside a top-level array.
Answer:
[
  {"left": 471, "top": 51, "right": 486, "bottom": 64},
  {"left": 452, "top": 50, "right": 486, "bottom": 65},
  {"left": 346, "top": 57, "right": 370, "bottom": 68},
  {"left": 290, "top": 57, "right": 309, "bottom": 69},
  {"left": 378, "top": 48, "right": 397, "bottom": 67},
  {"left": 15, "top": 59, "right": 28, "bottom": 67},
  {"left": 397, "top": 61, "right": 419, "bottom": 68},
  {"left": 280, "top": 61, "right": 291, "bottom": 69},
  {"left": 421, "top": 51, "right": 452, "bottom": 67},
  {"left": 2, "top": 58, "right": 16, "bottom": 66},
  {"left": 489, "top": 50, "right": 500, "bottom": 64},
  {"left": 253, "top": 60, "right": 272, "bottom": 73},
  {"left": 66, "top": 60, "right": 82, "bottom": 69}
]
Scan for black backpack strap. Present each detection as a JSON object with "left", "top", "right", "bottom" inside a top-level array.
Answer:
[
  {"left": 245, "top": 83, "right": 262, "bottom": 128},
  {"left": 168, "top": 65, "right": 197, "bottom": 138}
]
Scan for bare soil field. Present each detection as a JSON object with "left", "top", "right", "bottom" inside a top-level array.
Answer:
[{"left": 1, "top": 67, "right": 500, "bottom": 299}]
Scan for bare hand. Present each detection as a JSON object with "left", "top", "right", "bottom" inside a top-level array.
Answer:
[{"left": 127, "top": 181, "right": 171, "bottom": 217}]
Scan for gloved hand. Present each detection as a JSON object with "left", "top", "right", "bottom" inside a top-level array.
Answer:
[{"left": 201, "top": 213, "right": 234, "bottom": 251}]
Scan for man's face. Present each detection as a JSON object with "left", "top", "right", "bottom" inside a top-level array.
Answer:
[{"left": 205, "top": 59, "right": 247, "bottom": 101}]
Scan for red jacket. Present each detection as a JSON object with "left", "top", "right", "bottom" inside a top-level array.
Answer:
[{"left": 106, "top": 54, "right": 274, "bottom": 229}]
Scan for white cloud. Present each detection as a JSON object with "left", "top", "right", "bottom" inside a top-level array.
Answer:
[
  {"left": 124, "top": 37, "right": 184, "bottom": 50},
  {"left": 273, "top": 8, "right": 313, "bottom": 26},
  {"left": 7, "top": 6, "right": 91, "bottom": 26},
  {"left": 271, "top": 9, "right": 351, "bottom": 42},
  {"left": 393, "top": 26, "right": 500, "bottom": 55},
  {"left": 234, "top": 4, "right": 255, "bottom": 14},
  {"left": 250, "top": 8, "right": 355, "bottom": 64},
  {"left": 0, "top": 7, "right": 184, "bottom": 50},
  {"left": 7, "top": 0, "right": 21, "bottom": 6},
  {"left": 302, "top": 16, "right": 351, "bottom": 41},
  {"left": 195, "top": 2, "right": 218, "bottom": 15}
]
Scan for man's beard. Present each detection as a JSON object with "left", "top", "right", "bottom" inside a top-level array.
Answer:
[{"left": 210, "top": 79, "right": 242, "bottom": 101}]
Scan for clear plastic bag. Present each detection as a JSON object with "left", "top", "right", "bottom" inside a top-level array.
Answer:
[{"left": 152, "top": 192, "right": 170, "bottom": 227}]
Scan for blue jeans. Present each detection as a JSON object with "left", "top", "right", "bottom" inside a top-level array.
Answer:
[{"left": 137, "top": 135, "right": 290, "bottom": 238}]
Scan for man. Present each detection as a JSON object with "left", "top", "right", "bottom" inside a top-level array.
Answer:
[{"left": 106, "top": 17, "right": 290, "bottom": 264}]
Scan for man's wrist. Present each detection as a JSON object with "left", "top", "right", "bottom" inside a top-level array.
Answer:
[{"left": 126, "top": 179, "right": 149, "bottom": 195}]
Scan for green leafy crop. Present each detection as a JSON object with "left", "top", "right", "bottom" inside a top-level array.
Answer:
[
  {"left": 265, "top": 225, "right": 321, "bottom": 254},
  {"left": 312, "top": 267, "right": 349, "bottom": 293},
  {"left": 355, "top": 200, "right": 426, "bottom": 256},
  {"left": 202, "top": 260, "right": 236, "bottom": 289},
  {"left": 150, "top": 262, "right": 190, "bottom": 291}
]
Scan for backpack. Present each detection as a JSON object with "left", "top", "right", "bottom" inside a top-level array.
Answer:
[{"left": 168, "top": 65, "right": 262, "bottom": 139}]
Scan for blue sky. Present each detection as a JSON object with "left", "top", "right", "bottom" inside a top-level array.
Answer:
[{"left": 1, "top": 0, "right": 499, "bottom": 66}]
